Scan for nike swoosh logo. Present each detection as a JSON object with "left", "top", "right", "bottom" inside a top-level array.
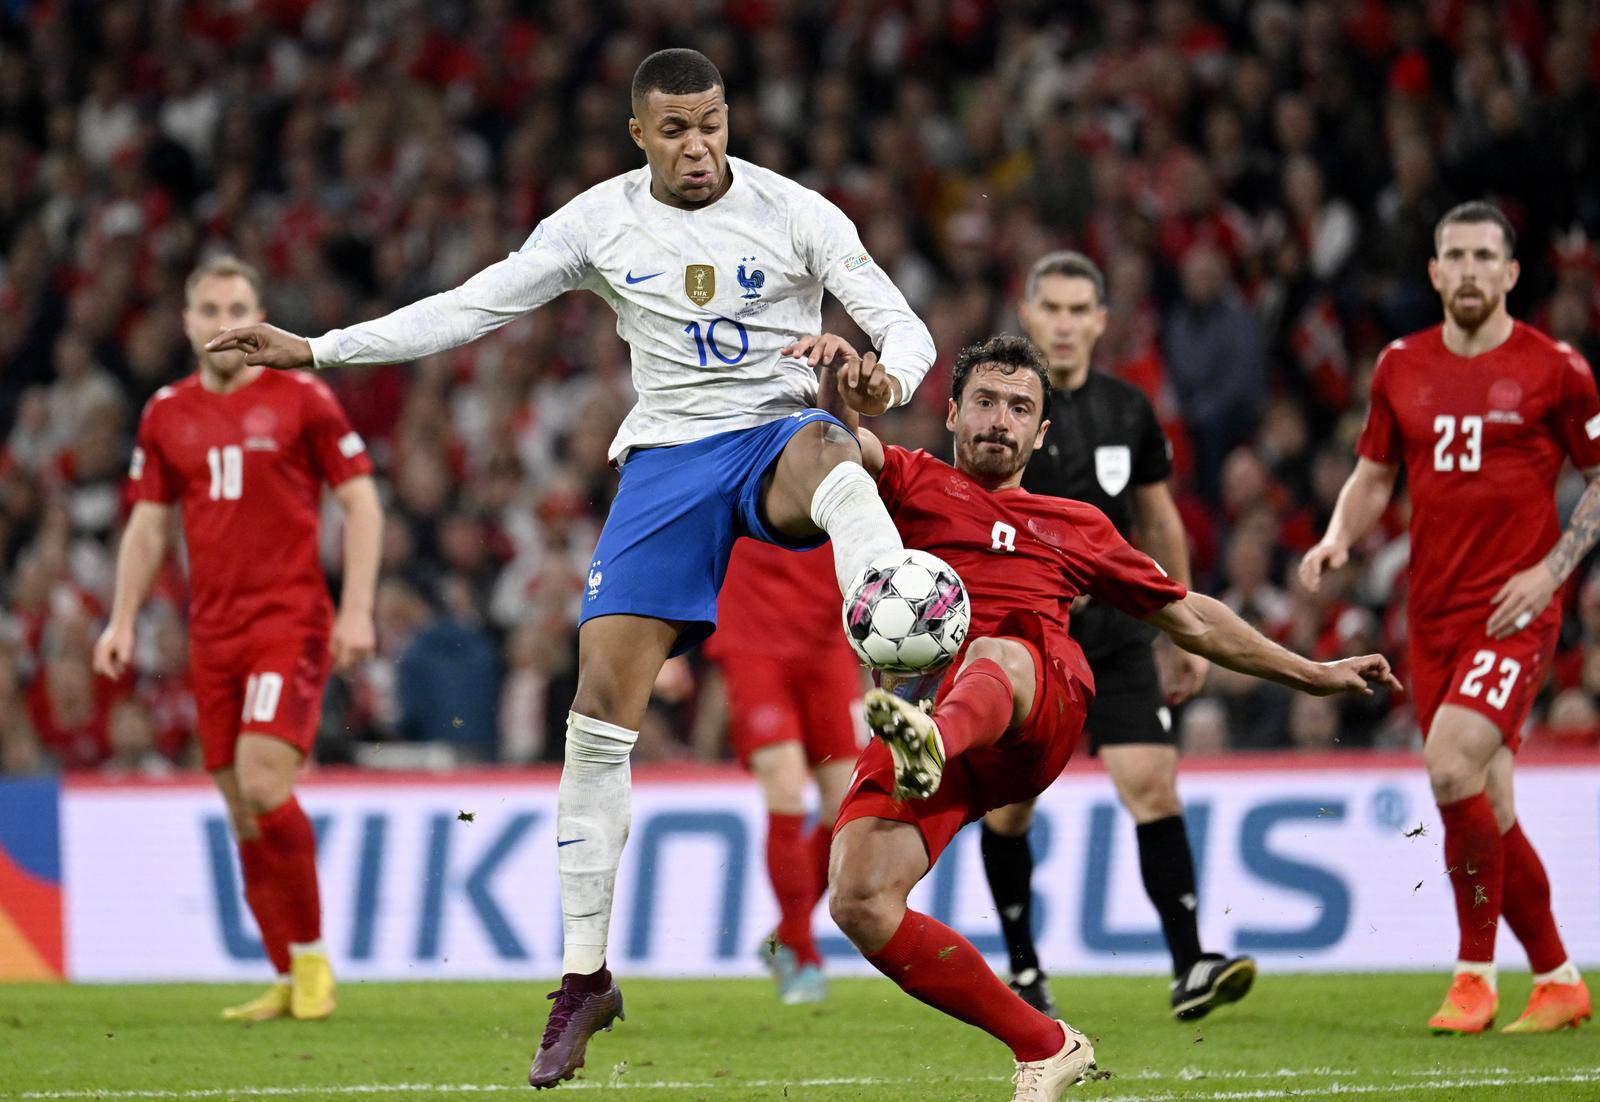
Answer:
[
  {"left": 624, "top": 271, "right": 663, "bottom": 284},
  {"left": 557, "top": 838, "right": 586, "bottom": 847}
]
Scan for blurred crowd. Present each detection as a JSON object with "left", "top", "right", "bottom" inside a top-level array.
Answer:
[{"left": 5, "top": 0, "right": 1600, "bottom": 776}]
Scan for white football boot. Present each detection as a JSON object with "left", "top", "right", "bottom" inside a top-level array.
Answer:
[
  {"left": 862, "top": 688, "right": 946, "bottom": 800},
  {"left": 1010, "top": 1021, "right": 1096, "bottom": 1101}
]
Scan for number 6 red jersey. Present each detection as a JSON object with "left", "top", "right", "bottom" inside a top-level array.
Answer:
[
  {"left": 127, "top": 370, "right": 373, "bottom": 640},
  {"left": 1356, "top": 322, "right": 1600, "bottom": 626}
]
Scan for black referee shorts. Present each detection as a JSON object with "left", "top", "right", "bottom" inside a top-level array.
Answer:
[{"left": 1083, "top": 642, "right": 1174, "bottom": 754}]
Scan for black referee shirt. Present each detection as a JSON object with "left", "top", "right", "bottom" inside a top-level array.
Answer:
[{"left": 1022, "top": 371, "right": 1173, "bottom": 660}]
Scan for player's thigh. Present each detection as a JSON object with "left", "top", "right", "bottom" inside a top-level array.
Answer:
[
  {"left": 759, "top": 417, "right": 863, "bottom": 539},
  {"left": 962, "top": 636, "right": 1038, "bottom": 725},
  {"left": 1083, "top": 644, "right": 1172, "bottom": 755},
  {"left": 572, "top": 614, "right": 684, "bottom": 729},
  {"left": 233, "top": 631, "right": 330, "bottom": 777},
  {"left": 748, "top": 740, "right": 810, "bottom": 816},
  {"left": 828, "top": 815, "right": 929, "bottom": 950},
  {"left": 1423, "top": 704, "right": 1507, "bottom": 803},
  {"left": 1100, "top": 744, "right": 1182, "bottom": 823},
  {"left": 814, "top": 757, "right": 855, "bottom": 825},
  {"left": 722, "top": 654, "right": 804, "bottom": 764},
  {"left": 983, "top": 798, "right": 1037, "bottom": 837},
  {"left": 189, "top": 636, "right": 247, "bottom": 773}
]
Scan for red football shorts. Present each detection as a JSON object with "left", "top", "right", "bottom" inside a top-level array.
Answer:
[
  {"left": 190, "top": 627, "right": 331, "bottom": 771},
  {"left": 835, "top": 610, "right": 1089, "bottom": 865},
  {"left": 720, "top": 648, "right": 865, "bottom": 769},
  {"left": 1408, "top": 610, "right": 1557, "bottom": 751}
]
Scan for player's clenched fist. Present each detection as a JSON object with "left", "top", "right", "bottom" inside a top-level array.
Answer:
[
  {"left": 1297, "top": 540, "right": 1348, "bottom": 592},
  {"left": 1308, "top": 653, "right": 1403, "bottom": 697},
  {"left": 205, "top": 324, "right": 315, "bottom": 371},
  {"left": 92, "top": 621, "right": 134, "bottom": 680}
]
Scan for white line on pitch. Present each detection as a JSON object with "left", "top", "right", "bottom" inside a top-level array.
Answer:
[{"left": 12, "top": 1069, "right": 1600, "bottom": 1099}]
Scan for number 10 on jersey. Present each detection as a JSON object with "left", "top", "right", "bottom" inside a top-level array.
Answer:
[
  {"left": 207, "top": 445, "right": 243, "bottom": 500},
  {"left": 684, "top": 317, "right": 749, "bottom": 366}
]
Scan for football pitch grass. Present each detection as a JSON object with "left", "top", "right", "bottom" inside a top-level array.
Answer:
[{"left": 3, "top": 974, "right": 1596, "bottom": 1101}]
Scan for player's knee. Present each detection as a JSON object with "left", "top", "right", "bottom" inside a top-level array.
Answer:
[
  {"left": 1423, "top": 743, "right": 1481, "bottom": 804},
  {"left": 985, "top": 801, "right": 1034, "bottom": 837},
  {"left": 1122, "top": 774, "right": 1182, "bottom": 821},
  {"left": 235, "top": 767, "right": 292, "bottom": 817},
  {"left": 828, "top": 879, "right": 900, "bottom": 950},
  {"left": 965, "top": 636, "right": 1028, "bottom": 692}
]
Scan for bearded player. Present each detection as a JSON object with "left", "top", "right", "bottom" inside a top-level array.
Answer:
[
  {"left": 703, "top": 540, "right": 863, "bottom": 1004},
  {"left": 93, "top": 256, "right": 382, "bottom": 1021},
  {"left": 204, "top": 49, "right": 934, "bottom": 1084},
  {"left": 822, "top": 336, "right": 1398, "bottom": 1100},
  {"left": 1301, "top": 201, "right": 1595, "bottom": 1034}
]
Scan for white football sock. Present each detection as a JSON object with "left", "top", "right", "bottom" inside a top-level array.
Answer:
[
  {"left": 809, "top": 461, "right": 903, "bottom": 593},
  {"left": 558, "top": 711, "right": 638, "bottom": 976},
  {"left": 288, "top": 939, "right": 326, "bottom": 958},
  {"left": 1454, "top": 959, "right": 1497, "bottom": 992},
  {"left": 1533, "top": 960, "right": 1581, "bottom": 986}
]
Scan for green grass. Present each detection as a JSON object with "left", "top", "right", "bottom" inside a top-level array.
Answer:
[{"left": 2, "top": 974, "right": 1595, "bottom": 1100}]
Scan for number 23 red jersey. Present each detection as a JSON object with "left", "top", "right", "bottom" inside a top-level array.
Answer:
[
  {"left": 875, "top": 445, "right": 1187, "bottom": 690},
  {"left": 127, "top": 370, "right": 373, "bottom": 640},
  {"left": 1356, "top": 322, "right": 1600, "bottom": 625}
]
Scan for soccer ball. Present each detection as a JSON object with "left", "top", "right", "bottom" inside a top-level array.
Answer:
[{"left": 842, "top": 550, "right": 970, "bottom": 674}]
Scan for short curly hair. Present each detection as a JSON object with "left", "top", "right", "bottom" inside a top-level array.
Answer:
[
  {"left": 949, "top": 334, "right": 1052, "bottom": 421},
  {"left": 631, "top": 49, "right": 724, "bottom": 113}
]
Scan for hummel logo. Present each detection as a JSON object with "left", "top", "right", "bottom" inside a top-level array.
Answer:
[
  {"left": 625, "top": 270, "right": 663, "bottom": 284},
  {"left": 557, "top": 838, "right": 586, "bottom": 847}
]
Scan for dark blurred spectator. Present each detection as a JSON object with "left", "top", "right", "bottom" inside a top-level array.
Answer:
[{"left": 394, "top": 580, "right": 499, "bottom": 759}]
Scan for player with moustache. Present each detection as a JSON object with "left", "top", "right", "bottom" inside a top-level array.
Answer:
[
  {"left": 815, "top": 335, "right": 1399, "bottom": 1101},
  {"left": 204, "top": 49, "right": 936, "bottom": 1086},
  {"left": 1302, "top": 201, "right": 1595, "bottom": 1034},
  {"left": 979, "top": 251, "right": 1252, "bottom": 1021},
  {"left": 94, "top": 256, "right": 382, "bottom": 1022}
]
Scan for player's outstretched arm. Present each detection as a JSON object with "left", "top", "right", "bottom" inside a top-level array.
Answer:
[
  {"left": 93, "top": 502, "right": 172, "bottom": 679},
  {"left": 1145, "top": 591, "right": 1402, "bottom": 697},
  {"left": 1488, "top": 464, "right": 1600, "bottom": 639},
  {"left": 330, "top": 476, "right": 382, "bottom": 672},
  {"left": 209, "top": 229, "right": 585, "bottom": 371},
  {"left": 1298, "top": 457, "right": 1398, "bottom": 591}
]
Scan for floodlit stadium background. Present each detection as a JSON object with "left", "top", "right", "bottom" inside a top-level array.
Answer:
[{"left": 2, "top": 1, "right": 1600, "bottom": 981}]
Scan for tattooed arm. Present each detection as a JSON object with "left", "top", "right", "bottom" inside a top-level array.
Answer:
[{"left": 1486, "top": 466, "right": 1600, "bottom": 639}]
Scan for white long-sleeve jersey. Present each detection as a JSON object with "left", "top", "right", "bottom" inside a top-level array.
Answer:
[{"left": 308, "top": 157, "right": 936, "bottom": 461}]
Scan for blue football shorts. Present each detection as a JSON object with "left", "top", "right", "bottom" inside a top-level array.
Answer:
[{"left": 579, "top": 409, "right": 848, "bottom": 655}]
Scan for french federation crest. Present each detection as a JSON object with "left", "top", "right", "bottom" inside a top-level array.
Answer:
[
  {"left": 1094, "top": 445, "right": 1131, "bottom": 496},
  {"left": 685, "top": 264, "right": 715, "bottom": 306}
]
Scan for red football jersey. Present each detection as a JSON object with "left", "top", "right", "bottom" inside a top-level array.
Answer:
[
  {"left": 1356, "top": 323, "right": 1600, "bottom": 624},
  {"left": 127, "top": 370, "right": 373, "bottom": 640},
  {"left": 875, "top": 445, "right": 1188, "bottom": 688},
  {"left": 703, "top": 540, "right": 854, "bottom": 663}
]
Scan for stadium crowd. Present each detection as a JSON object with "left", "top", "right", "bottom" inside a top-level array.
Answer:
[{"left": 4, "top": 0, "right": 1600, "bottom": 775}]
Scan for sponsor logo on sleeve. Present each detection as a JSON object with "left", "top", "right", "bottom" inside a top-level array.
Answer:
[
  {"left": 843, "top": 252, "right": 874, "bottom": 272},
  {"left": 519, "top": 223, "right": 545, "bottom": 252},
  {"left": 338, "top": 432, "right": 367, "bottom": 458},
  {"left": 1585, "top": 413, "right": 1600, "bottom": 441},
  {"left": 129, "top": 447, "right": 145, "bottom": 480}
]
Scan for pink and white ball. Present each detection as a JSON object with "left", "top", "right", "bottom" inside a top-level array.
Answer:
[{"left": 842, "top": 550, "right": 970, "bottom": 674}]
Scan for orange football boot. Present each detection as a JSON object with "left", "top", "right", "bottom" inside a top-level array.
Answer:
[
  {"left": 1429, "top": 972, "right": 1497, "bottom": 1034},
  {"left": 1503, "top": 978, "right": 1591, "bottom": 1034}
]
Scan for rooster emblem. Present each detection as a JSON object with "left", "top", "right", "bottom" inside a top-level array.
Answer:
[{"left": 737, "top": 257, "right": 766, "bottom": 300}]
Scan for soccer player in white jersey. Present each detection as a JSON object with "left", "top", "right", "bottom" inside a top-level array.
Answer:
[{"left": 207, "top": 49, "right": 935, "bottom": 1087}]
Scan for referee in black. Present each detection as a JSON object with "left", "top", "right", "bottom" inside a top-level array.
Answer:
[{"left": 982, "top": 251, "right": 1256, "bottom": 1021}]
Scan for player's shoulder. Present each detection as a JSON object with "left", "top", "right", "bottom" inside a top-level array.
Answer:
[
  {"left": 733, "top": 156, "right": 838, "bottom": 217},
  {"left": 1515, "top": 321, "right": 1594, "bottom": 375},
  {"left": 523, "top": 169, "right": 644, "bottom": 245},
  {"left": 139, "top": 375, "right": 198, "bottom": 419},
  {"left": 276, "top": 368, "right": 347, "bottom": 412},
  {"left": 1086, "top": 370, "right": 1156, "bottom": 411},
  {"left": 1375, "top": 328, "right": 1437, "bottom": 369}
]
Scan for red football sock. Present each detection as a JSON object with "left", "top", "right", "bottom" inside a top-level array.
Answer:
[
  {"left": 256, "top": 796, "right": 322, "bottom": 947},
  {"left": 238, "top": 836, "right": 291, "bottom": 974},
  {"left": 1438, "top": 793, "right": 1504, "bottom": 963},
  {"left": 866, "top": 909, "right": 1064, "bottom": 1062},
  {"left": 933, "top": 658, "right": 1015, "bottom": 760},
  {"left": 768, "top": 812, "right": 821, "bottom": 966},
  {"left": 807, "top": 822, "right": 833, "bottom": 902},
  {"left": 1500, "top": 821, "right": 1568, "bottom": 974}
]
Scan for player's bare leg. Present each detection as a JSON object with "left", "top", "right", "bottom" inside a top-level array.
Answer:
[
  {"left": 215, "top": 735, "right": 330, "bottom": 1022},
  {"left": 1424, "top": 706, "right": 1507, "bottom": 1033},
  {"left": 1477, "top": 745, "right": 1593, "bottom": 1032},
  {"left": 761, "top": 420, "right": 903, "bottom": 594},
  {"left": 830, "top": 817, "right": 1093, "bottom": 1100},
  {"left": 1102, "top": 744, "right": 1256, "bottom": 1020},
  {"left": 865, "top": 637, "right": 1036, "bottom": 800},
  {"left": 530, "top": 614, "right": 678, "bottom": 1088}
]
